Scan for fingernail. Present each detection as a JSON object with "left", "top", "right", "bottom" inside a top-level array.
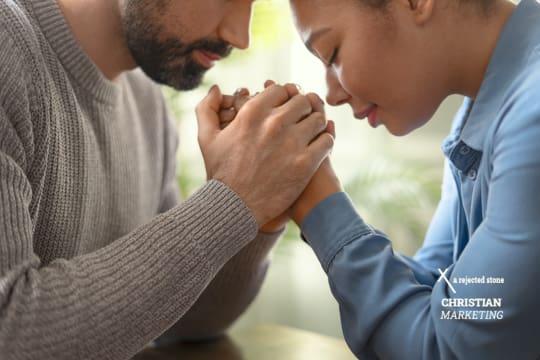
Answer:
[
  {"left": 264, "top": 80, "right": 276, "bottom": 88},
  {"left": 208, "top": 85, "right": 217, "bottom": 94},
  {"left": 234, "top": 88, "right": 249, "bottom": 97}
]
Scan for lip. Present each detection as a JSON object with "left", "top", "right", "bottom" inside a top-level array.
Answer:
[
  {"left": 367, "top": 106, "right": 379, "bottom": 128},
  {"left": 192, "top": 50, "right": 222, "bottom": 68},
  {"left": 354, "top": 105, "right": 379, "bottom": 128}
]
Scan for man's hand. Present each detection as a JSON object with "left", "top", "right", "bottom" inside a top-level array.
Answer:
[
  {"left": 196, "top": 83, "right": 334, "bottom": 227},
  {"left": 214, "top": 82, "right": 326, "bottom": 232}
]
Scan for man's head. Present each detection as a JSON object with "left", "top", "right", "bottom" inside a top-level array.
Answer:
[{"left": 121, "top": 0, "right": 254, "bottom": 90}]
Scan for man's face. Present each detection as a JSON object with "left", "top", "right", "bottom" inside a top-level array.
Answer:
[{"left": 121, "top": 0, "right": 254, "bottom": 90}]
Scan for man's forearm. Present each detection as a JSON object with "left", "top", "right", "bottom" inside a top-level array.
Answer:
[{"left": 154, "top": 230, "right": 282, "bottom": 344}]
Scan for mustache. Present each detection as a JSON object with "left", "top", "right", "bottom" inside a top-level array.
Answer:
[{"left": 182, "top": 39, "right": 233, "bottom": 58}]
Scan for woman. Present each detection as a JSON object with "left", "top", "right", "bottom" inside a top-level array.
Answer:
[{"left": 284, "top": 0, "right": 540, "bottom": 358}]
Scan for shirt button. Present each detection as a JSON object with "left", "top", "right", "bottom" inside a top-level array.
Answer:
[
  {"left": 459, "top": 146, "right": 471, "bottom": 155},
  {"left": 468, "top": 169, "right": 477, "bottom": 179}
]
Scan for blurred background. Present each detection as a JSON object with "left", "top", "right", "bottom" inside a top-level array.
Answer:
[{"left": 163, "top": 0, "right": 462, "bottom": 339}]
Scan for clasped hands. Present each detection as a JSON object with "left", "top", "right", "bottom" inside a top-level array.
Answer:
[{"left": 196, "top": 80, "right": 343, "bottom": 233}]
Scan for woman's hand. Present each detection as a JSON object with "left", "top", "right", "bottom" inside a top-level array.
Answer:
[
  {"left": 215, "top": 81, "right": 309, "bottom": 233},
  {"left": 218, "top": 87, "right": 251, "bottom": 129},
  {"left": 217, "top": 81, "right": 302, "bottom": 128},
  {"left": 197, "top": 80, "right": 333, "bottom": 229},
  {"left": 218, "top": 82, "right": 331, "bottom": 233},
  {"left": 290, "top": 155, "right": 343, "bottom": 227}
]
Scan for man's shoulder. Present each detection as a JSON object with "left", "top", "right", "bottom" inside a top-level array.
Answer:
[
  {"left": 0, "top": 0, "right": 41, "bottom": 80},
  {"left": 0, "top": 2, "right": 45, "bottom": 168},
  {"left": 0, "top": 0, "right": 37, "bottom": 41}
]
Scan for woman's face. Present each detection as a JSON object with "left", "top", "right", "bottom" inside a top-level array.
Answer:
[{"left": 291, "top": 0, "right": 449, "bottom": 136}]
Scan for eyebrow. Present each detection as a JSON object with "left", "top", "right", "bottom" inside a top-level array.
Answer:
[{"left": 305, "top": 27, "right": 332, "bottom": 53}]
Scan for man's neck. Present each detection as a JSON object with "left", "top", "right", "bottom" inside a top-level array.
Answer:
[{"left": 56, "top": 0, "right": 136, "bottom": 80}]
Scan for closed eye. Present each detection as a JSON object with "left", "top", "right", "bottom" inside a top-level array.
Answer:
[{"left": 327, "top": 48, "right": 338, "bottom": 67}]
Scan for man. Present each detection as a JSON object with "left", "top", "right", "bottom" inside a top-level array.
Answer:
[{"left": 0, "top": 0, "right": 333, "bottom": 358}]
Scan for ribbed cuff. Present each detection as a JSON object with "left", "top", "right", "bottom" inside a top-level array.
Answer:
[{"left": 162, "top": 179, "right": 259, "bottom": 266}]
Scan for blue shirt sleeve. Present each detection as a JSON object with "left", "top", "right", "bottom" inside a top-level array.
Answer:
[
  {"left": 302, "top": 107, "right": 540, "bottom": 358},
  {"left": 407, "top": 160, "right": 457, "bottom": 285},
  {"left": 300, "top": 4, "right": 540, "bottom": 358}
]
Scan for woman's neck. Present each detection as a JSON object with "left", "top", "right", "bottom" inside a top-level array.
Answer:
[{"left": 447, "top": 1, "right": 516, "bottom": 99}]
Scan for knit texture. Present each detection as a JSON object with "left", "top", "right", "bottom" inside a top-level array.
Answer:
[{"left": 0, "top": 0, "right": 274, "bottom": 358}]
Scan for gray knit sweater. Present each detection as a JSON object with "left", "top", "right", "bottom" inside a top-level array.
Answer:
[{"left": 0, "top": 0, "right": 280, "bottom": 359}]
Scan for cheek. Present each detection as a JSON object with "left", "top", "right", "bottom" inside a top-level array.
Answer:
[
  {"left": 335, "top": 62, "right": 371, "bottom": 101},
  {"left": 163, "top": 4, "right": 221, "bottom": 37},
  {"left": 381, "top": 96, "right": 436, "bottom": 136}
]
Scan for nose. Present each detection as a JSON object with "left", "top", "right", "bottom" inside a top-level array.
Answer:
[
  {"left": 218, "top": 1, "right": 253, "bottom": 50},
  {"left": 325, "top": 70, "right": 350, "bottom": 106}
]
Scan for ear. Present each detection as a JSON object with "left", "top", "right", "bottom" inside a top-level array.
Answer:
[{"left": 401, "top": 0, "right": 435, "bottom": 25}]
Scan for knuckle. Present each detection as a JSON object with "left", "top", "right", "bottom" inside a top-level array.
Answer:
[
  {"left": 284, "top": 83, "right": 301, "bottom": 97},
  {"left": 294, "top": 94, "right": 312, "bottom": 110},
  {"left": 265, "top": 115, "right": 285, "bottom": 135},
  {"left": 314, "top": 112, "right": 327, "bottom": 129},
  {"left": 270, "top": 84, "right": 288, "bottom": 98},
  {"left": 304, "top": 112, "right": 325, "bottom": 131},
  {"left": 323, "top": 132, "right": 335, "bottom": 148},
  {"left": 293, "top": 156, "right": 308, "bottom": 172},
  {"left": 306, "top": 93, "right": 324, "bottom": 112},
  {"left": 239, "top": 100, "right": 258, "bottom": 116},
  {"left": 295, "top": 153, "right": 314, "bottom": 172}
]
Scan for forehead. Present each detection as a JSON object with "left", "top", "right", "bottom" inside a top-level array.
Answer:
[
  {"left": 290, "top": 0, "right": 334, "bottom": 24},
  {"left": 291, "top": 1, "right": 337, "bottom": 36},
  {"left": 290, "top": 0, "right": 362, "bottom": 46}
]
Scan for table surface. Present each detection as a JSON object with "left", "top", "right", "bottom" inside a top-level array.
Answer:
[{"left": 133, "top": 324, "right": 357, "bottom": 360}]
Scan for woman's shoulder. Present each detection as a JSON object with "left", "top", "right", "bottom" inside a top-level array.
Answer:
[
  {"left": 500, "top": 61, "right": 540, "bottom": 124},
  {"left": 486, "top": 60, "right": 540, "bottom": 163}
]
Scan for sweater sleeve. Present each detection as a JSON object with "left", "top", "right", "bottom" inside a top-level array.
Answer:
[
  {"left": 153, "top": 94, "right": 282, "bottom": 343},
  {"left": 0, "top": 97, "right": 259, "bottom": 359},
  {"left": 154, "top": 230, "right": 282, "bottom": 344}
]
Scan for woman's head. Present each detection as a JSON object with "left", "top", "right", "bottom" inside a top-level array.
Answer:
[{"left": 289, "top": 0, "right": 507, "bottom": 135}]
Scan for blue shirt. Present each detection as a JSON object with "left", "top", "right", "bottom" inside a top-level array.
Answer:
[{"left": 301, "top": 1, "right": 540, "bottom": 358}]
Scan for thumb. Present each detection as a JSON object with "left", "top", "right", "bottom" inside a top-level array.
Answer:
[{"left": 196, "top": 85, "right": 223, "bottom": 144}]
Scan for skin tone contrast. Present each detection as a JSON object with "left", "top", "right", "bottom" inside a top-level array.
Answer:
[{"left": 56, "top": 0, "right": 334, "bottom": 232}]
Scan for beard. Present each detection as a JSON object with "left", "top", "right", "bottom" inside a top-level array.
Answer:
[{"left": 121, "top": 0, "right": 232, "bottom": 90}]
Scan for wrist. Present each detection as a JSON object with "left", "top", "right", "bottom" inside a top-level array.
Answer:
[
  {"left": 292, "top": 161, "right": 343, "bottom": 225},
  {"left": 260, "top": 213, "right": 290, "bottom": 233},
  {"left": 291, "top": 170, "right": 342, "bottom": 225},
  {"left": 291, "top": 190, "right": 339, "bottom": 226},
  {"left": 260, "top": 223, "right": 287, "bottom": 234}
]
